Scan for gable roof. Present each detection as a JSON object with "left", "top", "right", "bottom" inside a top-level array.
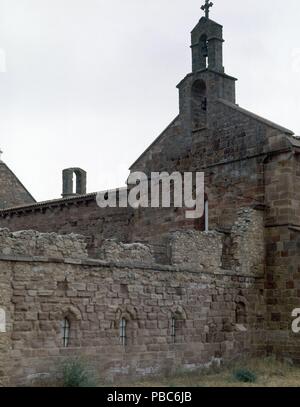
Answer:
[
  {"left": 217, "top": 99, "right": 294, "bottom": 135},
  {"left": 0, "top": 161, "right": 36, "bottom": 209},
  {"left": 129, "top": 115, "right": 180, "bottom": 170}
]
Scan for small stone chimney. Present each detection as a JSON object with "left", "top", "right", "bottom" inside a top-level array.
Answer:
[{"left": 62, "top": 168, "right": 87, "bottom": 198}]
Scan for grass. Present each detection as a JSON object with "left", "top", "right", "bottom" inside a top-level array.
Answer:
[
  {"left": 34, "top": 357, "right": 300, "bottom": 387},
  {"left": 113, "top": 357, "right": 300, "bottom": 387},
  {"left": 33, "top": 358, "right": 98, "bottom": 387},
  {"left": 61, "top": 358, "right": 97, "bottom": 387},
  {"left": 233, "top": 369, "right": 257, "bottom": 383}
]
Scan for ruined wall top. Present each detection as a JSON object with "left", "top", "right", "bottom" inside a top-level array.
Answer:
[
  {"left": 0, "top": 229, "right": 88, "bottom": 260},
  {"left": 0, "top": 208, "right": 264, "bottom": 277}
]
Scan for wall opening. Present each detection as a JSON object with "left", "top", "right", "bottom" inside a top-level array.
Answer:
[
  {"left": 72, "top": 172, "right": 77, "bottom": 195},
  {"left": 170, "top": 312, "right": 186, "bottom": 344},
  {"left": 58, "top": 306, "right": 81, "bottom": 347},
  {"left": 116, "top": 308, "right": 138, "bottom": 347},
  {"left": 199, "top": 34, "right": 208, "bottom": 68},
  {"left": 61, "top": 317, "right": 71, "bottom": 347},
  {"left": 62, "top": 168, "right": 87, "bottom": 197},
  {"left": 236, "top": 302, "right": 247, "bottom": 325},
  {"left": 119, "top": 318, "right": 127, "bottom": 346}
]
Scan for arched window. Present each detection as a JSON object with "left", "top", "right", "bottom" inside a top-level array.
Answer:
[
  {"left": 0, "top": 308, "right": 6, "bottom": 333},
  {"left": 62, "top": 168, "right": 87, "bottom": 197},
  {"left": 199, "top": 34, "right": 208, "bottom": 68},
  {"left": 61, "top": 317, "right": 71, "bottom": 348},
  {"left": 191, "top": 79, "right": 207, "bottom": 130},
  {"left": 58, "top": 307, "right": 81, "bottom": 348},
  {"left": 119, "top": 318, "right": 127, "bottom": 346},
  {"left": 115, "top": 307, "right": 138, "bottom": 347},
  {"left": 170, "top": 312, "right": 186, "bottom": 344}
]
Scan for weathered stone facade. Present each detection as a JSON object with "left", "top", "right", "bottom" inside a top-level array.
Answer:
[
  {"left": 0, "top": 209, "right": 266, "bottom": 386},
  {"left": 0, "top": 13, "right": 299, "bottom": 385}
]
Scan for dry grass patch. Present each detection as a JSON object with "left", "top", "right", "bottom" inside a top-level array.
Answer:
[{"left": 114, "top": 357, "right": 300, "bottom": 387}]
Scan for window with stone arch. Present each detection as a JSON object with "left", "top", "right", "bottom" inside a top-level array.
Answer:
[
  {"left": 191, "top": 79, "right": 207, "bottom": 130},
  {"left": 115, "top": 307, "right": 138, "bottom": 347},
  {"left": 62, "top": 168, "right": 87, "bottom": 197},
  {"left": 0, "top": 307, "right": 6, "bottom": 333},
  {"left": 199, "top": 34, "right": 209, "bottom": 68},
  {"left": 59, "top": 306, "right": 81, "bottom": 348}
]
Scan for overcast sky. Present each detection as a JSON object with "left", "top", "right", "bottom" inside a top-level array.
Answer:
[{"left": 0, "top": 0, "right": 300, "bottom": 202}]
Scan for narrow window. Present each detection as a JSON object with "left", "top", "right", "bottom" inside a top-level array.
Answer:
[
  {"left": 119, "top": 318, "right": 126, "bottom": 346},
  {"left": 62, "top": 318, "right": 70, "bottom": 347},
  {"left": 72, "top": 172, "right": 77, "bottom": 195},
  {"left": 199, "top": 34, "right": 208, "bottom": 68},
  {"left": 171, "top": 317, "right": 176, "bottom": 344},
  {"left": 236, "top": 302, "right": 247, "bottom": 324}
]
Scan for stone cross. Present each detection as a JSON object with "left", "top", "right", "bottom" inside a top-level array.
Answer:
[{"left": 201, "top": 0, "right": 214, "bottom": 18}]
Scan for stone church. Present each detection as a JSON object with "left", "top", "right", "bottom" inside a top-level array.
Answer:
[{"left": 0, "top": 5, "right": 299, "bottom": 386}]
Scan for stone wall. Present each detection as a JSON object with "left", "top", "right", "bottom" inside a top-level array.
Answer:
[
  {"left": 0, "top": 259, "right": 12, "bottom": 386},
  {"left": 0, "top": 229, "right": 88, "bottom": 260},
  {"left": 2, "top": 259, "right": 265, "bottom": 386},
  {"left": 0, "top": 199, "right": 133, "bottom": 251},
  {"left": 129, "top": 116, "right": 187, "bottom": 175},
  {"left": 98, "top": 240, "right": 154, "bottom": 263},
  {"left": 264, "top": 225, "right": 300, "bottom": 362},
  {"left": 168, "top": 230, "right": 223, "bottom": 271},
  {"left": 0, "top": 208, "right": 266, "bottom": 386},
  {"left": 222, "top": 208, "right": 265, "bottom": 275},
  {"left": 186, "top": 102, "right": 292, "bottom": 230},
  {"left": 164, "top": 208, "right": 265, "bottom": 276},
  {"left": 0, "top": 93, "right": 292, "bottom": 245},
  {"left": 0, "top": 197, "right": 203, "bottom": 251},
  {"left": 0, "top": 98, "right": 293, "bottom": 246}
]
